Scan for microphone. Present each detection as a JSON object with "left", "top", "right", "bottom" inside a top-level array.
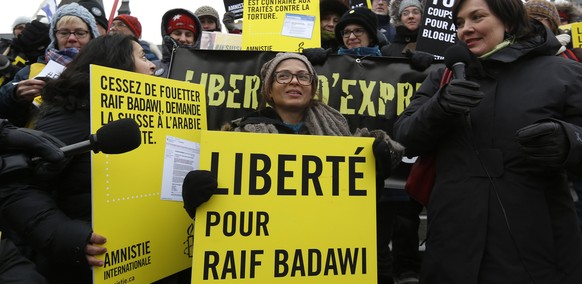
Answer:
[
  {"left": 60, "top": 118, "right": 142, "bottom": 156},
  {"left": 444, "top": 45, "right": 472, "bottom": 80},
  {"left": 444, "top": 45, "right": 474, "bottom": 129},
  {"left": 2, "top": 119, "right": 141, "bottom": 176}
]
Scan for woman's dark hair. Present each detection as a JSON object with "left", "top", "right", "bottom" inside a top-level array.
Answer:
[
  {"left": 452, "top": 0, "right": 533, "bottom": 40},
  {"left": 42, "top": 33, "right": 140, "bottom": 109}
]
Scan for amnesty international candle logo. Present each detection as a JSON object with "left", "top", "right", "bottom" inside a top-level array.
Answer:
[{"left": 193, "top": 131, "right": 377, "bottom": 283}]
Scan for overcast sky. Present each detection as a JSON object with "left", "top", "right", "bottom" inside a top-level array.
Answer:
[{"left": 1, "top": 0, "right": 227, "bottom": 44}]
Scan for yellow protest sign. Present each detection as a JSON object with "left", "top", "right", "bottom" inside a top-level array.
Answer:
[
  {"left": 571, "top": 22, "right": 582, "bottom": 48},
  {"left": 90, "top": 65, "right": 207, "bottom": 284},
  {"left": 192, "top": 131, "right": 378, "bottom": 283},
  {"left": 242, "top": 0, "right": 320, "bottom": 52}
]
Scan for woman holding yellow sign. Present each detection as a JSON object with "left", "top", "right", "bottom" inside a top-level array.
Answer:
[{"left": 182, "top": 52, "right": 404, "bottom": 284}]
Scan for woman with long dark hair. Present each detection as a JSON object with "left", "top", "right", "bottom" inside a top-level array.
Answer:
[{"left": 2, "top": 33, "right": 154, "bottom": 284}]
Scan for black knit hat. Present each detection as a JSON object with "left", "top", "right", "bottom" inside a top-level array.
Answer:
[
  {"left": 334, "top": 7, "right": 379, "bottom": 47},
  {"left": 320, "top": 0, "right": 349, "bottom": 18},
  {"left": 77, "top": 0, "right": 108, "bottom": 31}
]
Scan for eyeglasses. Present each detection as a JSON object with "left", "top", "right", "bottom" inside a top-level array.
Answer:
[
  {"left": 273, "top": 71, "right": 313, "bottom": 86},
  {"left": 55, "top": 29, "right": 90, "bottom": 39},
  {"left": 341, "top": 28, "right": 366, "bottom": 38},
  {"left": 110, "top": 21, "right": 128, "bottom": 29},
  {"left": 402, "top": 9, "right": 422, "bottom": 17}
]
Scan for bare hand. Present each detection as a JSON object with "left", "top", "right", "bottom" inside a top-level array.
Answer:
[
  {"left": 85, "top": 233, "right": 107, "bottom": 267},
  {"left": 15, "top": 78, "right": 46, "bottom": 103}
]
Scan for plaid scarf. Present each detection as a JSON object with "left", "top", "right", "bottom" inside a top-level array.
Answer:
[{"left": 45, "top": 47, "right": 79, "bottom": 66}]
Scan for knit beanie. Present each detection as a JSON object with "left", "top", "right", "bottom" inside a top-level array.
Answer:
[
  {"left": 77, "top": 0, "right": 109, "bottom": 31},
  {"left": 195, "top": 6, "right": 222, "bottom": 31},
  {"left": 525, "top": 0, "right": 560, "bottom": 34},
  {"left": 114, "top": 14, "right": 142, "bottom": 38},
  {"left": 320, "top": 0, "right": 349, "bottom": 18},
  {"left": 48, "top": 3, "right": 101, "bottom": 50},
  {"left": 12, "top": 16, "right": 30, "bottom": 31},
  {"left": 390, "top": 0, "right": 423, "bottom": 26},
  {"left": 335, "top": 7, "right": 380, "bottom": 47},
  {"left": 166, "top": 13, "right": 198, "bottom": 35},
  {"left": 260, "top": 53, "right": 318, "bottom": 102},
  {"left": 398, "top": 0, "right": 423, "bottom": 15}
]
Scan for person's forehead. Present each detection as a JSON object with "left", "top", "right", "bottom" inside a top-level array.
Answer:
[
  {"left": 172, "top": 29, "right": 194, "bottom": 34},
  {"left": 344, "top": 23, "right": 364, "bottom": 29},
  {"left": 199, "top": 15, "right": 216, "bottom": 21},
  {"left": 322, "top": 11, "right": 341, "bottom": 18}
]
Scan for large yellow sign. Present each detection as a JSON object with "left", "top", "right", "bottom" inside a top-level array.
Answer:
[
  {"left": 242, "top": 0, "right": 321, "bottom": 52},
  {"left": 193, "top": 131, "right": 378, "bottom": 283},
  {"left": 90, "top": 65, "right": 207, "bottom": 284}
]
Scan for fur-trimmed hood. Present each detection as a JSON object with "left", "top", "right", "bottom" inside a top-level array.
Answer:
[{"left": 555, "top": 1, "right": 582, "bottom": 23}]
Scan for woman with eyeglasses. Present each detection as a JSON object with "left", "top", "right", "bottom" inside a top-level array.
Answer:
[
  {"left": 301, "top": 6, "right": 391, "bottom": 65},
  {"left": 224, "top": 53, "right": 337, "bottom": 134},
  {"left": 334, "top": 7, "right": 383, "bottom": 56},
  {"left": 0, "top": 3, "right": 100, "bottom": 128},
  {"left": 381, "top": 0, "right": 434, "bottom": 72},
  {"left": 181, "top": 52, "right": 404, "bottom": 284}
]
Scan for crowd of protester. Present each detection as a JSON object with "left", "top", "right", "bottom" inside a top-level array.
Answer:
[{"left": 0, "top": 0, "right": 582, "bottom": 283}]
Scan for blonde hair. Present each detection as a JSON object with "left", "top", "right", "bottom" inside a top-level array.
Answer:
[{"left": 56, "top": 15, "right": 89, "bottom": 30}]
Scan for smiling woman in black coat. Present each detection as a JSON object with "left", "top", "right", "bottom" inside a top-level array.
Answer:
[{"left": 394, "top": 0, "right": 582, "bottom": 283}]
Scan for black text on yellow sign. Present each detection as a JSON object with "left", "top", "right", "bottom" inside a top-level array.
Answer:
[
  {"left": 202, "top": 210, "right": 368, "bottom": 279},
  {"left": 209, "top": 150, "right": 370, "bottom": 196},
  {"left": 98, "top": 75, "right": 204, "bottom": 145},
  {"left": 199, "top": 148, "right": 371, "bottom": 280}
]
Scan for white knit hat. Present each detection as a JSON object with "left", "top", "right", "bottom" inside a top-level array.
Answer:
[
  {"left": 398, "top": 0, "right": 423, "bottom": 15},
  {"left": 12, "top": 16, "right": 30, "bottom": 30}
]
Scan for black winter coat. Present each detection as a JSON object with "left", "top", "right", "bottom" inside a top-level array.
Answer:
[
  {"left": 394, "top": 24, "right": 582, "bottom": 283},
  {"left": 0, "top": 96, "right": 93, "bottom": 283},
  {"left": 381, "top": 25, "right": 418, "bottom": 58}
]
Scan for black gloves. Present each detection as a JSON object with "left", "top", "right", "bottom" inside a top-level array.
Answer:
[
  {"left": 0, "top": 120, "right": 64, "bottom": 163},
  {"left": 516, "top": 121, "right": 569, "bottom": 167},
  {"left": 406, "top": 50, "right": 434, "bottom": 72},
  {"left": 373, "top": 136, "right": 396, "bottom": 202},
  {"left": 182, "top": 170, "right": 217, "bottom": 219},
  {"left": 11, "top": 20, "right": 50, "bottom": 61},
  {"left": 1, "top": 120, "right": 66, "bottom": 177},
  {"left": 302, "top": 48, "right": 331, "bottom": 65},
  {"left": 438, "top": 79, "right": 484, "bottom": 115},
  {"left": 373, "top": 137, "right": 392, "bottom": 181}
]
